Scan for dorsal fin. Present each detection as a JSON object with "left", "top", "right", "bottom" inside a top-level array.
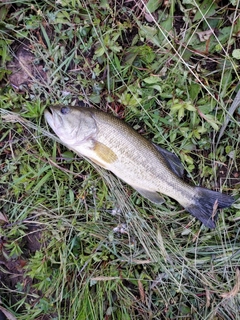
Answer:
[{"left": 153, "top": 143, "right": 184, "bottom": 178}]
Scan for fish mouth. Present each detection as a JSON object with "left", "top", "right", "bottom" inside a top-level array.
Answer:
[
  {"left": 44, "top": 107, "right": 52, "bottom": 120},
  {"left": 44, "top": 106, "right": 63, "bottom": 129},
  {"left": 44, "top": 107, "right": 53, "bottom": 123},
  {"left": 44, "top": 106, "right": 54, "bottom": 115}
]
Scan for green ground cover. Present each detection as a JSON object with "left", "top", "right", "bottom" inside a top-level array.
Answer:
[{"left": 0, "top": 0, "right": 240, "bottom": 319}]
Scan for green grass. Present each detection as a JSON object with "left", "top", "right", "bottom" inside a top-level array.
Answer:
[{"left": 0, "top": 0, "right": 240, "bottom": 319}]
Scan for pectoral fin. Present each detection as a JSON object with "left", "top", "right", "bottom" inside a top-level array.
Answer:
[
  {"left": 92, "top": 141, "right": 118, "bottom": 164},
  {"left": 135, "top": 187, "right": 165, "bottom": 204},
  {"left": 153, "top": 143, "right": 184, "bottom": 178}
]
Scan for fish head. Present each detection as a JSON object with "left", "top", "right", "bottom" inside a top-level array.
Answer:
[{"left": 44, "top": 105, "right": 98, "bottom": 146}]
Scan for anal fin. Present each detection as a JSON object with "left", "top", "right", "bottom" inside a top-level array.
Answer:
[{"left": 135, "top": 187, "right": 165, "bottom": 204}]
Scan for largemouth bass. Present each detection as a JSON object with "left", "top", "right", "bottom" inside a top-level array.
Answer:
[{"left": 44, "top": 105, "right": 234, "bottom": 229}]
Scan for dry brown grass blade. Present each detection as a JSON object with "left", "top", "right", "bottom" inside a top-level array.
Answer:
[
  {"left": 138, "top": 279, "right": 145, "bottom": 303},
  {"left": 220, "top": 268, "right": 240, "bottom": 299},
  {"left": 90, "top": 276, "right": 120, "bottom": 281},
  {"left": 1, "top": 109, "right": 61, "bottom": 143}
]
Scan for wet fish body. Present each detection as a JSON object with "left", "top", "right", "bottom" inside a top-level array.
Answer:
[{"left": 45, "top": 106, "right": 234, "bottom": 228}]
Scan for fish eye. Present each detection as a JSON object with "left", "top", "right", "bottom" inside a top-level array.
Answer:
[{"left": 60, "top": 106, "right": 70, "bottom": 115}]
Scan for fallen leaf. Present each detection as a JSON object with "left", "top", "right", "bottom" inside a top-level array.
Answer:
[
  {"left": 0, "top": 212, "right": 9, "bottom": 224},
  {"left": 0, "top": 306, "right": 17, "bottom": 320},
  {"left": 196, "top": 30, "right": 213, "bottom": 42}
]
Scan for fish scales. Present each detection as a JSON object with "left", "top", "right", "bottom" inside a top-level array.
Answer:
[{"left": 94, "top": 113, "right": 194, "bottom": 201}]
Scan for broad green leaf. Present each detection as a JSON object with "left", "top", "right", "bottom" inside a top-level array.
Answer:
[
  {"left": 182, "top": 0, "right": 194, "bottom": 3},
  {"left": 198, "top": 101, "right": 216, "bottom": 113},
  {"left": 143, "top": 76, "right": 160, "bottom": 84},
  {"left": 189, "top": 83, "right": 201, "bottom": 101},
  {"left": 181, "top": 153, "right": 194, "bottom": 165},
  {"left": 216, "top": 27, "right": 232, "bottom": 48},
  {"left": 171, "top": 103, "right": 183, "bottom": 113},
  {"left": 110, "top": 45, "right": 122, "bottom": 53},
  {"left": 193, "top": 0, "right": 218, "bottom": 22},
  {"left": 89, "top": 94, "right": 101, "bottom": 104},
  {"left": 95, "top": 47, "right": 105, "bottom": 57},
  {"left": 139, "top": 25, "right": 158, "bottom": 40},
  {"left": 221, "top": 70, "right": 232, "bottom": 98},
  {"left": 184, "top": 102, "right": 196, "bottom": 112},
  {"left": 178, "top": 107, "right": 185, "bottom": 121},
  {"left": 146, "top": 0, "right": 162, "bottom": 13},
  {"left": 151, "top": 84, "right": 162, "bottom": 92},
  {"left": 203, "top": 114, "right": 220, "bottom": 130},
  {"left": 0, "top": 5, "right": 9, "bottom": 20},
  {"left": 56, "top": 11, "right": 70, "bottom": 21},
  {"left": 232, "top": 49, "right": 240, "bottom": 60},
  {"left": 61, "top": 151, "right": 75, "bottom": 159}
]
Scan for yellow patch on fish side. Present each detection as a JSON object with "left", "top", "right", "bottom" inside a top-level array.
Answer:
[{"left": 93, "top": 141, "right": 118, "bottom": 165}]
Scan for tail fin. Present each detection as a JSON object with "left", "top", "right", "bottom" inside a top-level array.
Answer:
[{"left": 185, "top": 187, "right": 234, "bottom": 229}]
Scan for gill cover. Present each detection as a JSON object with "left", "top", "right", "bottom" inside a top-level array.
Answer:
[{"left": 45, "top": 106, "right": 98, "bottom": 145}]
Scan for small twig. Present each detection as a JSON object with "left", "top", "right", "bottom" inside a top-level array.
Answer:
[{"left": 217, "top": 86, "right": 240, "bottom": 146}]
